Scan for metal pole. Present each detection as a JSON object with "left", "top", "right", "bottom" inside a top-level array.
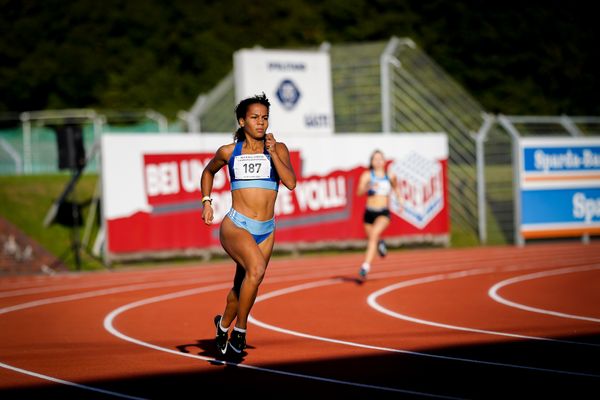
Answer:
[
  {"left": 561, "top": 114, "right": 591, "bottom": 244},
  {"left": 475, "top": 113, "right": 495, "bottom": 244},
  {"left": 20, "top": 113, "right": 32, "bottom": 174},
  {"left": 498, "top": 115, "right": 524, "bottom": 246},
  {"left": 559, "top": 115, "right": 583, "bottom": 137},
  {"left": 380, "top": 37, "right": 400, "bottom": 133},
  {"left": 146, "top": 110, "right": 168, "bottom": 133}
]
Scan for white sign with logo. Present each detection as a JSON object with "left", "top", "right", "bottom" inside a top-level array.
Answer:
[
  {"left": 390, "top": 152, "right": 444, "bottom": 229},
  {"left": 234, "top": 48, "right": 334, "bottom": 135}
]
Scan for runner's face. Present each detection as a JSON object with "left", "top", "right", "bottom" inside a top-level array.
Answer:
[
  {"left": 372, "top": 152, "right": 385, "bottom": 170},
  {"left": 240, "top": 103, "right": 269, "bottom": 140}
]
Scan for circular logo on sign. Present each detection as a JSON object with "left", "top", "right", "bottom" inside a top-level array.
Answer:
[{"left": 276, "top": 79, "right": 301, "bottom": 110}]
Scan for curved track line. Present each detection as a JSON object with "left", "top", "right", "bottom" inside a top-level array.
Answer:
[
  {"left": 489, "top": 265, "right": 600, "bottom": 323},
  {"left": 0, "top": 274, "right": 242, "bottom": 315},
  {"left": 0, "top": 277, "right": 234, "bottom": 399},
  {"left": 4, "top": 256, "right": 599, "bottom": 397},
  {"left": 367, "top": 268, "right": 600, "bottom": 348},
  {"left": 0, "top": 265, "right": 466, "bottom": 398},
  {"left": 0, "top": 275, "right": 188, "bottom": 299},
  {"left": 0, "top": 361, "right": 147, "bottom": 400},
  {"left": 103, "top": 283, "right": 458, "bottom": 399},
  {"left": 248, "top": 276, "right": 600, "bottom": 378}
]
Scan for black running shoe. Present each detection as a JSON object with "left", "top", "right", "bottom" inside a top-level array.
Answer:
[
  {"left": 228, "top": 330, "right": 246, "bottom": 354},
  {"left": 377, "top": 239, "right": 387, "bottom": 258},
  {"left": 214, "top": 315, "right": 228, "bottom": 355},
  {"left": 358, "top": 265, "right": 368, "bottom": 280}
]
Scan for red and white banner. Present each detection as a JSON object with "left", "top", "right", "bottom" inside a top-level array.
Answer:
[{"left": 101, "top": 134, "right": 449, "bottom": 260}]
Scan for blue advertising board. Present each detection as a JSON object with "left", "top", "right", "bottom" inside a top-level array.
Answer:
[{"left": 518, "top": 138, "right": 600, "bottom": 239}]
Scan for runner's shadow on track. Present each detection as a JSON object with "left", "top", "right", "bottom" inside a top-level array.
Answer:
[
  {"left": 334, "top": 275, "right": 366, "bottom": 285},
  {"left": 176, "top": 339, "right": 255, "bottom": 364}
]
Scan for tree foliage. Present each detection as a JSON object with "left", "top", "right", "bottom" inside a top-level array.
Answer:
[{"left": 1, "top": 0, "right": 598, "bottom": 118}]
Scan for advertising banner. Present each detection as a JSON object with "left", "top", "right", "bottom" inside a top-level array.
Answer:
[
  {"left": 101, "top": 134, "right": 449, "bottom": 260},
  {"left": 234, "top": 49, "right": 334, "bottom": 135},
  {"left": 518, "top": 137, "right": 600, "bottom": 239}
]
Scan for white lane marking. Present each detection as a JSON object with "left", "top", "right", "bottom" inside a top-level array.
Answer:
[
  {"left": 0, "top": 263, "right": 463, "bottom": 398},
  {"left": 489, "top": 265, "right": 600, "bottom": 323},
  {"left": 0, "top": 260, "right": 483, "bottom": 315},
  {"left": 0, "top": 274, "right": 239, "bottom": 315},
  {"left": 103, "top": 283, "right": 459, "bottom": 399},
  {"left": 0, "top": 260, "right": 357, "bottom": 298},
  {"left": 0, "top": 277, "right": 226, "bottom": 399},
  {"left": 249, "top": 276, "right": 600, "bottom": 378},
  {"left": 0, "top": 361, "right": 147, "bottom": 400},
  {"left": 3, "top": 258, "right": 598, "bottom": 397},
  {"left": 3, "top": 244, "right": 594, "bottom": 294},
  {"left": 367, "top": 268, "right": 600, "bottom": 348},
  {"left": 0, "top": 275, "right": 176, "bottom": 298}
]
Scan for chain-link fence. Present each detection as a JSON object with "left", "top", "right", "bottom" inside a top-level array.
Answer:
[
  {"left": 476, "top": 115, "right": 600, "bottom": 245},
  {"left": 0, "top": 110, "right": 169, "bottom": 174},
  {"left": 183, "top": 37, "right": 486, "bottom": 245},
  {"left": 7, "top": 37, "right": 596, "bottom": 246}
]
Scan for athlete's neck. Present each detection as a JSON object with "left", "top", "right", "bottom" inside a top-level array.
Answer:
[
  {"left": 373, "top": 167, "right": 386, "bottom": 177},
  {"left": 243, "top": 136, "right": 265, "bottom": 152}
]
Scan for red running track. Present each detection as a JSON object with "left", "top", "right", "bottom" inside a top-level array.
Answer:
[{"left": 1, "top": 242, "right": 599, "bottom": 399}]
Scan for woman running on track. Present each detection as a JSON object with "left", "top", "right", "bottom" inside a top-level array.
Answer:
[
  {"left": 356, "top": 150, "right": 401, "bottom": 280},
  {"left": 201, "top": 93, "right": 296, "bottom": 355}
]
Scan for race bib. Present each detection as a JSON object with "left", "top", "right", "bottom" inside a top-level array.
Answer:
[{"left": 233, "top": 154, "right": 271, "bottom": 180}]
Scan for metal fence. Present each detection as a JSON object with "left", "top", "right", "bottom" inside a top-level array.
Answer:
[
  {"left": 183, "top": 37, "right": 486, "bottom": 244},
  {"left": 0, "top": 109, "right": 169, "bottom": 174},
  {"left": 380, "top": 37, "right": 485, "bottom": 244},
  {"left": 0, "top": 37, "right": 488, "bottom": 245},
  {"left": 6, "top": 37, "right": 596, "bottom": 246},
  {"left": 475, "top": 115, "right": 600, "bottom": 245}
]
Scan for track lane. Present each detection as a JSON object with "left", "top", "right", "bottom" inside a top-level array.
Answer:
[{"left": 1, "top": 242, "right": 599, "bottom": 398}]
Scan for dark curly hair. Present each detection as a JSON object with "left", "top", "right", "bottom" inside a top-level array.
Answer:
[{"left": 233, "top": 93, "right": 271, "bottom": 142}]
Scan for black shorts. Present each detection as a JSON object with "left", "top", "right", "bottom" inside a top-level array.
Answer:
[{"left": 363, "top": 208, "right": 391, "bottom": 224}]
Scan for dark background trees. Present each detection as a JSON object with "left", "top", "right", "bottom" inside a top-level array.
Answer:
[{"left": 1, "top": 0, "right": 597, "bottom": 119}]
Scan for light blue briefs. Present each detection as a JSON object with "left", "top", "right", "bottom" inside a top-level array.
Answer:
[{"left": 226, "top": 208, "right": 275, "bottom": 244}]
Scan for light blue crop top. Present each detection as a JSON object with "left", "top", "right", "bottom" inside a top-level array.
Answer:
[
  {"left": 367, "top": 170, "right": 392, "bottom": 196},
  {"left": 228, "top": 140, "right": 280, "bottom": 191}
]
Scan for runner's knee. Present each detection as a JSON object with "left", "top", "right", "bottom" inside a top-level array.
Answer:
[{"left": 246, "top": 262, "right": 266, "bottom": 286}]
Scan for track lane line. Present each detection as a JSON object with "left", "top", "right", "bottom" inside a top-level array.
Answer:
[
  {"left": 489, "top": 265, "right": 600, "bottom": 323},
  {"left": 0, "top": 361, "right": 147, "bottom": 400},
  {"left": 249, "top": 274, "right": 600, "bottom": 378},
  {"left": 103, "top": 282, "right": 460, "bottom": 399},
  {"left": 4, "top": 250, "right": 600, "bottom": 397},
  {"left": 367, "top": 268, "right": 600, "bottom": 348},
  {"left": 1, "top": 264, "right": 464, "bottom": 398}
]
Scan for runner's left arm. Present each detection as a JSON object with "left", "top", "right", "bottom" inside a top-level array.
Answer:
[{"left": 266, "top": 133, "right": 296, "bottom": 190}]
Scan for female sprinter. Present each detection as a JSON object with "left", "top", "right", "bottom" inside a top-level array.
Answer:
[
  {"left": 356, "top": 150, "right": 402, "bottom": 280},
  {"left": 201, "top": 93, "right": 296, "bottom": 355}
]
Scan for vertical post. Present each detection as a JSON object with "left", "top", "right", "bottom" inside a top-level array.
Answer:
[
  {"left": 66, "top": 125, "right": 82, "bottom": 270},
  {"left": 380, "top": 37, "right": 400, "bottom": 133},
  {"left": 512, "top": 136, "right": 524, "bottom": 247},
  {"left": 93, "top": 114, "right": 103, "bottom": 143},
  {"left": 498, "top": 115, "right": 524, "bottom": 246},
  {"left": 20, "top": 112, "right": 32, "bottom": 174},
  {"left": 475, "top": 114, "right": 495, "bottom": 244},
  {"left": 560, "top": 116, "right": 590, "bottom": 245},
  {"left": 189, "top": 97, "right": 206, "bottom": 133}
]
